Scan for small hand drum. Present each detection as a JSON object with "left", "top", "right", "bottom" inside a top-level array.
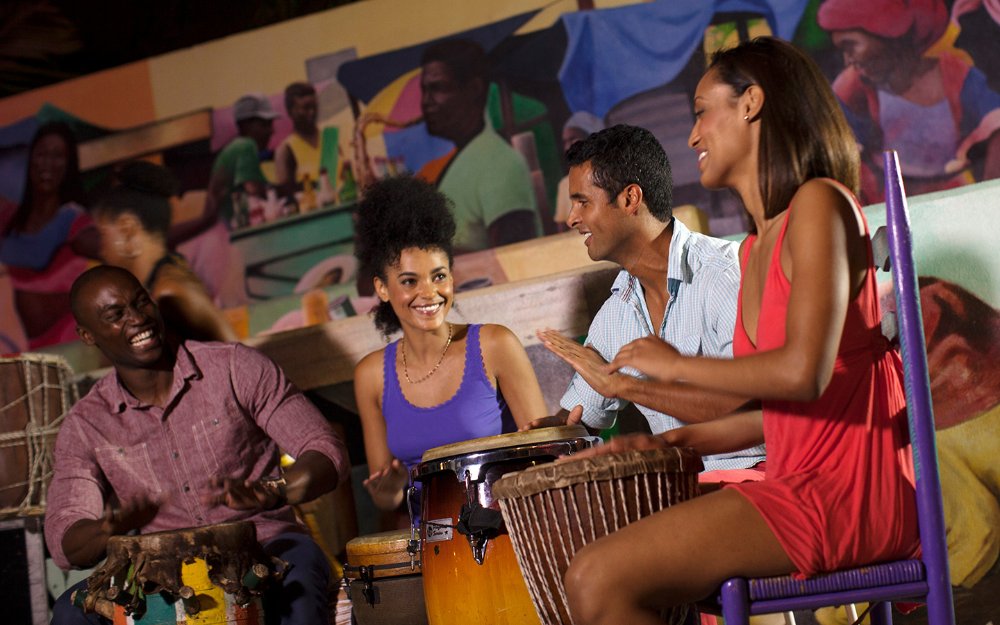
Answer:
[
  {"left": 344, "top": 529, "right": 427, "bottom": 625},
  {"left": 73, "top": 521, "right": 284, "bottom": 624},
  {"left": 493, "top": 447, "right": 703, "bottom": 625}
]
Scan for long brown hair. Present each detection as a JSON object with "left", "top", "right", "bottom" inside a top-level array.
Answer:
[{"left": 708, "top": 37, "right": 859, "bottom": 230}]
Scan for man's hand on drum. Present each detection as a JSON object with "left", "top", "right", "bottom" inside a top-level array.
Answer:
[
  {"left": 103, "top": 495, "right": 161, "bottom": 534},
  {"left": 537, "top": 329, "right": 626, "bottom": 398},
  {"left": 521, "top": 405, "right": 584, "bottom": 431},
  {"left": 564, "top": 432, "right": 673, "bottom": 460},
  {"left": 204, "top": 476, "right": 284, "bottom": 511},
  {"left": 363, "top": 459, "right": 409, "bottom": 509},
  {"left": 605, "top": 336, "right": 682, "bottom": 381}
]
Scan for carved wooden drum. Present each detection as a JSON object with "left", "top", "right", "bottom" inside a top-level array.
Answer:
[
  {"left": 72, "top": 521, "right": 283, "bottom": 624},
  {"left": 0, "top": 354, "right": 76, "bottom": 516},
  {"left": 344, "top": 529, "right": 428, "bottom": 625},
  {"left": 412, "top": 426, "right": 600, "bottom": 625},
  {"left": 493, "top": 447, "right": 703, "bottom": 625}
]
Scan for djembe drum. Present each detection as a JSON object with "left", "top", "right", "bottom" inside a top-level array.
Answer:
[
  {"left": 344, "top": 529, "right": 428, "bottom": 625},
  {"left": 72, "top": 521, "right": 284, "bottom": 624},
  {"left": 412, "top": 425, "right": 600, "bottom": 625},
  {"left": 493, "top": 447, "right": 703, "bottom": 625},
  {"left": 0, "top": 354, "right": 77, "bottom": 516}
]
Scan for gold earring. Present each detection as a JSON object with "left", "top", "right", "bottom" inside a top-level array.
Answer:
[{"left": 744, "top": 114, "right": 750, "bottom": 121}]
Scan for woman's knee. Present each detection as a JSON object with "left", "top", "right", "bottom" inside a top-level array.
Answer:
[{"left": 565, "top": 544, "right": 613, "bottom": 625}]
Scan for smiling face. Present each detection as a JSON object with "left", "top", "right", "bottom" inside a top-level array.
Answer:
[
  {"left": 566, "top": 161, "right": 630, "bottom": 264},
  {"left": 688, "top": 70, "right": 754, "bottom": 190},
  {"left": 74, "top": 268, "right": 166, "bottom": 369},
  {"left": 375, "top": 246, "right": 454, "bottom": 335},
  {"left": 29, "top": 133, "right": 69, "bottom": 198}
]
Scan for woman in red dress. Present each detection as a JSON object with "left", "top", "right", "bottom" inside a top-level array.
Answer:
[{"left": 563, "top": 37, "right": 920, "bottom": 625}]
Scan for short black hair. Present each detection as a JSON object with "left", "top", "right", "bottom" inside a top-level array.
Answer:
[
  {"left": 69, "top": 265, "right": 142, "bottom": 325},
  {"left": 354, "top": 176, "right": 456, "bottom": 336},
  {"left": 284, "top": 81, "right": 316, "bottom": 113},
  {"left": 421, "top": 38, "right": 489, "bottom": 87},
  {"left": 94, "top": 161, "right": 178, "bottom": 237},
  {"left": 566, "top": 124, "right": 673, "bottom": 222}
]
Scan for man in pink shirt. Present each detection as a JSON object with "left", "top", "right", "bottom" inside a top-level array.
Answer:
[{"left": 46, "top": 265, "right": 349, "bottom": 625}]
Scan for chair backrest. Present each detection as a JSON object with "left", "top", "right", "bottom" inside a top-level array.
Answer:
[{"left": 882, "top": 150, "right": 954, "bottom": 620}]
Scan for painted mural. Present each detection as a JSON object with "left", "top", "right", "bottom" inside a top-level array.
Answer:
[{"left": 0, "top": 2, "right": 999, "bottom": 620}]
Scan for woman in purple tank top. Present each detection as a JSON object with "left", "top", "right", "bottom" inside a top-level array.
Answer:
[{"left": 352, "top": 177, "right": 547, "bottom": 522}]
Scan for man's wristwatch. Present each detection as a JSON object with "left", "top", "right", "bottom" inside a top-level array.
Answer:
[{"left": 258, "top": 476, "right": 288, "bottom": 509}]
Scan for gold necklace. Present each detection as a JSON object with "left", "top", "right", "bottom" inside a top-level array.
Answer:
[{"left": 401, "top": 323, "right": 453, "bottom": 384}]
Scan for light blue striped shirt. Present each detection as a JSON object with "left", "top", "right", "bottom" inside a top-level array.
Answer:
[{"left": 560, "top": 219, "right": 767, "bottom": 472}]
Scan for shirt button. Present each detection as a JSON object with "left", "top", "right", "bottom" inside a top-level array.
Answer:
[
  {"left": 172, "top": 451, "right": 179, "bottom": 459},
  {"left": 183, "top": 484, "right": 191, "bottom": 492}
]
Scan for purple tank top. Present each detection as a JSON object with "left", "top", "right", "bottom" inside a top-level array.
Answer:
[{"left": 383, "top": 324, "right": 514, "bottom": 470}]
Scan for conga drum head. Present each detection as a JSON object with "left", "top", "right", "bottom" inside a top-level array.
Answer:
[
  {"left": 344, "top": 529, "right": 420, "bottom": 579},
  {"left": 344, "top": 530, "right": 427, "bottom": 625},
  {"left": 420, "top": 425, "right": 593, "bottom": 462},
  {"left": 74, "top": 521, "right": 278, "bottom": 624},
  {"left": 493, "top": 448, "right": 703, "bottom": 625}
]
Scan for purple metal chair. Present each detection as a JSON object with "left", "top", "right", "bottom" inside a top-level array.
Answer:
[{"left": 707, "top": 152, "right": 956, "bottom": 625}]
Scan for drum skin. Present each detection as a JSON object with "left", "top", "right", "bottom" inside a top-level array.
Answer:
[{"left": 344, "top": 530, "right": 428, "bottom": 625}]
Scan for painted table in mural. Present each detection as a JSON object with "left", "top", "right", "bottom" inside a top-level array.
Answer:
[{"left": 230, "top": 202, "right": 356, "bottom": 300}]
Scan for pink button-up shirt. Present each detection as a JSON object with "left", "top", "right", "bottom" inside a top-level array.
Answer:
[{"left": 45, "top": 341, "right": 350, "bottom": 569}]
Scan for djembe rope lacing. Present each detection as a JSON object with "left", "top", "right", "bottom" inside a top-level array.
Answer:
[{"left": 0, "top": 355, "right": 76, "bottom": 516}]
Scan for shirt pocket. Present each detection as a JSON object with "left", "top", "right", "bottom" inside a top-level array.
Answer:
[
  {"left": 95, "top": 443, "right": 161, "bottom": 499},
  {"left": 191, "top": 413, "right": 254, "bottom": 478}
]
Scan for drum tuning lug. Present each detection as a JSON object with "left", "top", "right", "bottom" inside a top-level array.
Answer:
[
  {"left": 358, "top": 565, "right": 380, "bottom": 607},
  {"left": 407, "top": 538, "right": 420, "bottom": 570},
  {"left": 469, "top": 534, "right": 489, "bottom": 565}
]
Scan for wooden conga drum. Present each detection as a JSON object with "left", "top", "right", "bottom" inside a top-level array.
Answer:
[
  {"left": 344, "top": 529, "right": 428, "bottom": 625},
  {"left": 493, "top": 447, "right": 703, "bottom": 625},
  {"left": 412, "top": 426, "right": 601, "bottom": 625},
  {"left": 72, "top": 521, "right": 281, "bottom": 624},
  {"left": 0, "top": 354, "right": 76, "bottom": 516}
]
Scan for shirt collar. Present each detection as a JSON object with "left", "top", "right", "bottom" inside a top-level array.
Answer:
[
  {"left": 614, "top": 217, "right": 693, "bottom": 303},
  {"left": 100, "top": 342, "right": 203, "bottom": 413}
]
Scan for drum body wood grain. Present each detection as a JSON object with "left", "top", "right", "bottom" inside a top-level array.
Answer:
[
  {"left": 494, "top": 447, "right": 703, "bottom": 625},
  {"left": 0, "top": 354, "right": 76, "bottom": 516},
  {"left": 412, "top": 426, "right": 600, "bottom": 625}
]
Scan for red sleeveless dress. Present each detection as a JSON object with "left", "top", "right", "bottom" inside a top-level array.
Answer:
[{"left": 728, "top": 198, "right": 920, "bottom": 577}]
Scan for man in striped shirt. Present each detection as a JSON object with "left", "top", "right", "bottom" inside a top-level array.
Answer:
[{"left": 532, "top": 124, "right": 765, "bottom": 473}]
